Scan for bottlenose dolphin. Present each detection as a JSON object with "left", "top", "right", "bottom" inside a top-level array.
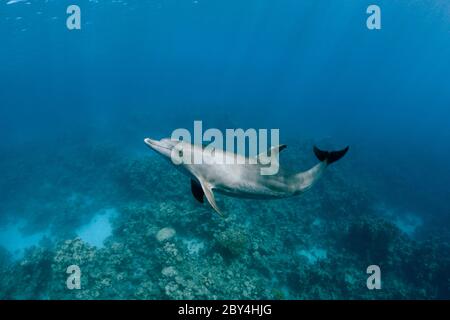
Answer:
[{"left": 144, "top": 138, "right": 348, "bottom": 216}]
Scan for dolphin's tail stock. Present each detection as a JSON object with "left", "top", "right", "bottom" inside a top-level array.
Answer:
[
  {"left": 313, "top": 145, "right": 349, "bottom": 165},
  {"left": 294, "top": 145, "right": 349, "bottom": 193}
]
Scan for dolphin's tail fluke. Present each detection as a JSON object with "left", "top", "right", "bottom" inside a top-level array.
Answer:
[
  {"left": 293, "top": 145, "right": 349, "bottom": 193},
  {"left": 313, "top": 146, "right": 349, "bottom": 165}
]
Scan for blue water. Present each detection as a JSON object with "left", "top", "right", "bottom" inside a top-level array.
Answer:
[{"left": 0, "top": 0, "right": 449, "bottom": 299}]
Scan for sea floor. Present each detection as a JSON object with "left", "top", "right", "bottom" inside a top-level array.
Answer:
[{"left": 0, "top": 140, "right": 449, "bottom": 299}]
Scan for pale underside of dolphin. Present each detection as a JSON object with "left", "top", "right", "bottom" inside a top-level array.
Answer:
[{"left": 144, "top": 137, "right": 349, "bottom": 216}]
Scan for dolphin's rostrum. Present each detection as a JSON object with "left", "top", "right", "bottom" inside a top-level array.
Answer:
[{"left": 144, "top": 137, "right": 349, "bottom": 216}]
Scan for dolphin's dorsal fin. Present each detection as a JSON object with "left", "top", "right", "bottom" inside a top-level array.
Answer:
[
  {"left": 196, "top": 178, "right": 223, "bottom": 217},
  {"left": 256, "top": 144, "right": 287, "bottom": 162},
  {"left": 190, "top": 179, "right": 204, "bottom": 203}
]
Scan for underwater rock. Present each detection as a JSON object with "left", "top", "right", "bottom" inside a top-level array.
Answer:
[
  {"left": 156, "top": 227, "right": 176, "bottom": 242},
  {"left": 214, "top": 228, "right": 248, "bottom": 256},
  {"left": 161, "top": 266, "right": 178, "bottom": 277},
  {"left": 344, "top": 216, "right": 400, "bottom": 262}
]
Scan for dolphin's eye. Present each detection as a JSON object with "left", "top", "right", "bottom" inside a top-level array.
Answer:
[{"left": 179, "top": 150, "right": 183, "bottom": 157}]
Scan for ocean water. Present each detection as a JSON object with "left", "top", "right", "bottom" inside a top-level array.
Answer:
[{"left": 0, "top": 0, "right": 449, "bottom": 299}]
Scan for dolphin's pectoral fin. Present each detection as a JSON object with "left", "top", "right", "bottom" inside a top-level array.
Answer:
[
  {"left": 203, "top": 187, "right": 223, "bottom": 217},
  {"left": 190, "top": 179, "right": 204, "bottom": 203},
  {"left": 256, "top": 144, "right": 287, "bottom": 163},
  {"left": 197, "top": 180, "right": 223, "bottom": 217}
]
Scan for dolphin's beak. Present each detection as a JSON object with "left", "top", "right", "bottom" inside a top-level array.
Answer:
[
  {"left": 144, "top": 138, "right": 174, "bottom": 158},
  {"left": 144, "top": 138, "right": 157, "bottom": 148}
]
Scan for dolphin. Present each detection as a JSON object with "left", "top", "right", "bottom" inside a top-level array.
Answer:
[{"left": 144, "top": 137, "right": 348, "bottom": 216}]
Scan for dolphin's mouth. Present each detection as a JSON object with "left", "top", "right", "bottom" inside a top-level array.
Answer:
[
  {"left": 144, "top": 138, "right": 173, "bottom": 151},
  {"left": 144, "top": 138, "right": 157, "bottom": 147}
]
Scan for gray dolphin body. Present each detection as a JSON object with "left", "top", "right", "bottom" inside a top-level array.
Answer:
[{"left": 144, "top": 138, "right": 348, "bottom": 216}]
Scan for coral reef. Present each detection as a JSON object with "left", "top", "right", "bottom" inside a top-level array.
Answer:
[{"left": 0, "top": 141, "right": 449, "bottom": 300}]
